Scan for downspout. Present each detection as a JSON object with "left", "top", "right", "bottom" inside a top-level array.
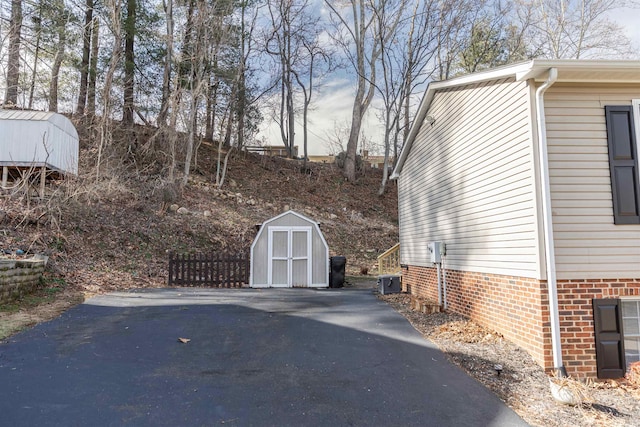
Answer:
[
  {"left": 436, "top": 262, "right": 442, "bottom": 306},
  {"left": 442, "top": 257, "right": 447, "bottom": 311},
  {"left": 535, "top": 68, "right": 566, "bottom": 376}
]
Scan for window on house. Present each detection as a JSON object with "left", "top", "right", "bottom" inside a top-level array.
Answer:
[
  {"left": 605, "top": 102, "right": 640, "bottom": 224},
  {"left": 622, "top": 299, "right": 640, "bottom": 369}
]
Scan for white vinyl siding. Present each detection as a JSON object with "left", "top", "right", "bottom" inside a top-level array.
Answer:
[
  {"left": 545, "top": 85, "right": 640, "bottom": 279},
  {"left": 398, "top": 78, "right": 541, "bottom": 278}
]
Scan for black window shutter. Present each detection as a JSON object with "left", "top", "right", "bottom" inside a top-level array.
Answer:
[
  {"left": 593, "top": 298, "right": 626, "bottom": 379},
  {"left": 605, "top": 105, "right": 640, "bottom": 224}
]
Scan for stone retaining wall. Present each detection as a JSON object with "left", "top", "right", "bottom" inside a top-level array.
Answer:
[{"left": 0, "top": 259, "right": 45, "bottom": 304}]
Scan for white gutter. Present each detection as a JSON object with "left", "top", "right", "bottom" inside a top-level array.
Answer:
[{"left": 535, "top": 68, "right": 565, "bottom": 375}]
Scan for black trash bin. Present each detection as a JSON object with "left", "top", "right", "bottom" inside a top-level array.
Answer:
[{"left": 329, "top": 256, "right": 346, "bottom": 288}]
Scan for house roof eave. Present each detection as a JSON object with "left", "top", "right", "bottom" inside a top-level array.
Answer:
[
  {"left": 390, "top": 61, "right": 534, "bottom": 180},
  {"left": 391, "top": 59, "right": 640, "bottom": 180}
]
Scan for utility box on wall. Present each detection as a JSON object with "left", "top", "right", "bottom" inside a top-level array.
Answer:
[{"left": 428, "top": 242, "right": 445, "bottom": 263}]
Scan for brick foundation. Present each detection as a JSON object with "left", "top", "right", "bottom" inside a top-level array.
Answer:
[
  {"left": 556, "top": 279, "right": 640, "bottom": 377},
  {"left": 403, "top": 265, "right": 640, "bottom": 378},
  {"left": 0, "top": 259, "right": 45, "bottom": 304}
]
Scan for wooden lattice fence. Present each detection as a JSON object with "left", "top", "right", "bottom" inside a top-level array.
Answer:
[{"left": 168, "top": 251, "right": 250, "bottom": 287}]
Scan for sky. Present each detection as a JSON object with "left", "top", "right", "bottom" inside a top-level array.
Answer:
[
  {"left": 258, "top": 79, "right": 387, "bottom": 157},
  {"left": 610, "top": 6, "right": 640, "bottom": 45},
  {"left": 257, "top": 5, "right": 640, "bottom": 157}
]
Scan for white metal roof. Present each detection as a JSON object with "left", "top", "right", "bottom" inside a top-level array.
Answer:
[
  {"left": 0, "top": 110, "right": 55, "bottom": 121},
  {"left": 391, "top": 59, "right": 640, "bottom": 179}
]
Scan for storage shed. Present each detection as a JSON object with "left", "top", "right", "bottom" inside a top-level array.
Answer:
[
  {"left": 250, "top": 210, "right": 329, "bottom": 288},
  {"left": 0, "top": 110, "right": 79, "bottom": 189}
]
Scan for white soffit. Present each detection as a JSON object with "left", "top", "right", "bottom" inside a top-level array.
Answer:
[{"left": 516, "top": 60, "right": 640, "bottom": 83}]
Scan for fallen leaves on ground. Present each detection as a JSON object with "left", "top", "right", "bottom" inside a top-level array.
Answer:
[{"left": 379, "top": 293, "right": 640, "bottom": 427}]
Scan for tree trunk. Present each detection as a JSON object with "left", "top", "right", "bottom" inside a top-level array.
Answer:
[
  {"left": 286, "top": 77, "right": 294, "bottom": 157},
  {"left": 87, "top": 17, "right": 99, "bottom": 117},
  {"left": 167, "top": 88, "right": 180, "bottom": 182},
  {"left": 340, "top": 0, "right": 378, "bottom": 182},
  {"left": 182, "top": 93, "right": 198, "bottom": 187},
  {"left": 378, "top": 110, "right": 392, "bottom": 196},
  {"left": 76, "top": 0, "right": 93, "bottom": 116},
  {"left": 235, "top": 0, "right": 248, "bottom": 150},
  {"left": 158, "top": 0, "right": 174, "bottom": 126},
  {"left": 205, "top": 72, "right": 214, "bottom": 140},
  {"left": 181, "top": 0, "right": 196, "bottom": 82},
  {"left": 302, "top": 97, "right": 309, "bottom": 169},
  {"left": 5, "top": 0, "right": 23, "bottom": 106},
  {"left": 28, "top": 5, "right": 43, "bottom": 109},
  {"left": 96, "top": 0, "right": 122, "bottom": 179},
  {"left": 223, "top": 99, "right": 234, "bottom": 147},
  {"left": 123, "top": 0, "right": 136, "bottom": 125},
  {"left": 344, "top": 101, "right": 362, "bottom": 182},
  {"left": 236, "top": 61, "right": 246, "bottom": 149},
  {"left": 49, "top": 12, "right": 67, "bottom": 113}
]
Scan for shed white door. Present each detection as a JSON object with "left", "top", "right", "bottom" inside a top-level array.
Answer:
[{"left": 268, "top": 227, "right": 312, "bottom": 287}]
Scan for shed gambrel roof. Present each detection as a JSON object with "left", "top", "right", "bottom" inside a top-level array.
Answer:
[{"left": 391, "top": 59, "right": 640, "bottom": 180}]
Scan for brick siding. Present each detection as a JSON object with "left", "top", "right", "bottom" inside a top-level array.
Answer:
[
  {"left": 557, "top": 279, "right": 640, "bottom": 377},
  {"left": 403, "top": 265, "right": 640, "bottom": 378}
]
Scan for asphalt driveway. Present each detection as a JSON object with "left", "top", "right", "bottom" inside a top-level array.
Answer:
[{"left": 0, "top": 288, "right": 527, "bottom": 426}]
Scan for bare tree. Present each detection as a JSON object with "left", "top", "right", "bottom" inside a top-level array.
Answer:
[
  {"left": 123, "top": 0, "right": 136, "bottom": 125},
  {"left": 49, "top": 1, "right": 69, "bottom": 112},
  {"left": 372, "top": 0, "right": 406, "bottom": 194},
  {"left": 235, "top": 0, "right": 265, "bottom": 150},
  {"left": 265, "top": 0, "right": 302, "bottom": 158},
  {"left": 158, "top": 0, "right": 174, "bottom": 126},
  {"left": 181, "top": 1, "right": 206, "bottom": 186},
  {"left": 181, "top": 0, "right": 237, "bottom": 186},
  {"left": 76, "top": 0, "right": 93, "bottom": 116},
  {"left": 86, "top": 17, "right": 99, "bottom": 117},
  {"left": 324, "top": 0, "right": 403, "bottom": 182},
  {"left": 28, "top": 2, "right": 43, "bottom": 109},
  {"left": 292, "top": 35, "right": 333, "bottom": 169},
  {"left": 397, "top": 0, "right": 452, "bottom": 152},
  {"left": 373, "top": 0, "right": 461, "bottom": 194},
  {"left": 96, "top": 0, "right": 123, "bottom": 179},
  {"left": 5, "top": 0, "right": 23, "bottom": 105},
  {"left": 517, "top": 0, "right": 633, "bottom": 59}
]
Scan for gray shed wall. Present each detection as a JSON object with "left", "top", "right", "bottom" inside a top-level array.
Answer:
[{"left": 251, "top": 211, "right": 329, "bottom": 287}]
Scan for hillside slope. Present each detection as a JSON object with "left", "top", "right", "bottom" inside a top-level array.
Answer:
[{"left": 0, "top": 139, "right": 398, "bottom": 294}]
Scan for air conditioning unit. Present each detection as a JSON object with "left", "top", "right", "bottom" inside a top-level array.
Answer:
[{"left": 378, "top": 275, "right": 401, "bottom": 295}]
